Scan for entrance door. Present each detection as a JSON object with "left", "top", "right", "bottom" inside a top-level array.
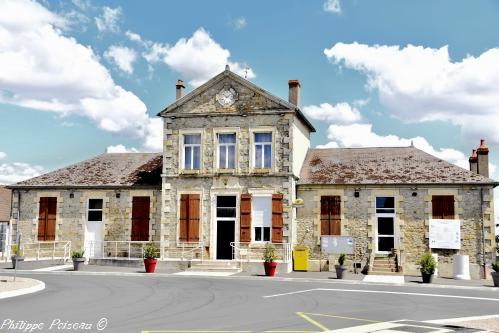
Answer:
[
  {"left": 216, "top": 196, "right": 236, "bottom": 260},
  {"left": 375, "top": 197, "right": 395, "bottom": 253},
  {"left": 85, "top": 199, "right": 103, "bottom": 258}
]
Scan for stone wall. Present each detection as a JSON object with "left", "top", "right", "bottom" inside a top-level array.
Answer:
[
  {"left": 10, "top": 188, "right": 162, "bottom": 254},
  {"left": 296, "top": 184, "right": 496, "bottom": 277}
]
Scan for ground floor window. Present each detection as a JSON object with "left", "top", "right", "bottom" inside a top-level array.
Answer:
[
  {"left": 38, "top": 197, "right": 57, "bottom": 241},
  {"left": 252, "top": 196, "right": 272, "bottom": 242},
  {"left": 320, "top": 196, "right": 341, "bottom": 235},
  {"left": 131, "top": 196, "right": 150, "bottom": 241},
  {"left": 432, "top": 195, "right": 455, "bottom": 219},
  {"left": 179, "top": 194, "right": 200, "bottom": 242}
]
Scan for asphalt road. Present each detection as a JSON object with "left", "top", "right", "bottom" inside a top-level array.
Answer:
[{"left": 1, "top": 273, "right": 499, "bottom": 333}]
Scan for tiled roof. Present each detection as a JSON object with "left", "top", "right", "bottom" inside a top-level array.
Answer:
[
  {"left": 10, "top": 153, "right": 162, "bottom": 188},
  {"left": 0, "top": 186, "right": 11, "bottom": 222},
  {"left": 299, "top": 147, "right": 498, "bottom": 185}
]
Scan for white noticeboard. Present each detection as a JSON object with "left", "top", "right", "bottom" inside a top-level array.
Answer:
[
  {"left": 429, "top": 219, "right": 461, "bottom": 250},
  {"left": 321, "top": 236, "right": 354, "bottom": 254}
]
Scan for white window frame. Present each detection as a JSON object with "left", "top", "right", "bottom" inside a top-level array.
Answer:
[
  {"left": 375, "top": 196, "right": 395, "bottom": 254},
  {"left": 179, "top": 129, "right": 203, "bottom": 172},
  {"left": 250, "top": 127, "right": 275, "bottom": 171},
  {"left": 87, "top": 198, "right": 103, "bottom": 222},
  {"left": 251, "top": 195, "right": 272, "bottom": 243},
  {"left": 214, "top": 129, "right": 238, "bottom": 170}
]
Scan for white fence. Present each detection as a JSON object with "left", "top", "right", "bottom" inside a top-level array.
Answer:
[
  {"left": 230, "top": 242, "right": 292, "bottom": 263},
  {"left": 21, "top": 241, "right": 72, "bottom": 262}
]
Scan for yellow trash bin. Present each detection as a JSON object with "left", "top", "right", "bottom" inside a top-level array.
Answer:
[{"left": 293, "top": 245, "right": 309, "bottom": 271}]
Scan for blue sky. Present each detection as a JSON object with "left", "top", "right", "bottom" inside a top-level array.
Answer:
[{"left": 1, "top": 0, "right": 499, "bottom": 193}]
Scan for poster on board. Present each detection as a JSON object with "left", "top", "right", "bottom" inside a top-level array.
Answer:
[
  {"left": 321, "top": 236, "right": 354, "bottom": 254},
  {"left": 429, "top": 219, "right": 461, "bottom": 250}
]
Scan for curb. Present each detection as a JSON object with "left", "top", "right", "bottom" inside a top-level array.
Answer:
[
  {"left": 2, "top": 269, "right": 498, "bottom": 292},
  {"left": 0, "top": 279, "right": 45, "bottom": 300}
]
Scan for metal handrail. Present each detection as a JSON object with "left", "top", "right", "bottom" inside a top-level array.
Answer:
[
  {"left": 21, "top": 241, "right": 72, "bottom": 262},
  {"left": 230, "top": 242, "right": 292, "bottom": 263},
  {"left": 85, "top": 241, "right": 163, "bottom": 260},
  {"left": 179, "top": 241, "right": 204, "bottom": 262}
]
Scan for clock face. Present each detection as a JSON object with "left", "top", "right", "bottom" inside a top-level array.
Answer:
[{"left": 216, "top": 88, "right": 236, "bottom": 107}]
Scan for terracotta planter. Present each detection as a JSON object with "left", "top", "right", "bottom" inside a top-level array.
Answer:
[
  {"left": 73, "top": 258, "right": 85, "bottom": 271},
  {"left": 421, "top": 271, "right": 433, "bottom": 283},
  {"left": 11, "top": 256, "right": 24, "bottom": 269},
  {"left": 264, "top": 262, "right": 277, "bottom": 276},
  {"left": 492, "top": 272, "right": 499, "bottom": 287},
  {"left": 335, "top": 265, "right": 346, "bottom": 279},
  {"left": 144, "top": 258, "right": 158, "bottom": 273}
]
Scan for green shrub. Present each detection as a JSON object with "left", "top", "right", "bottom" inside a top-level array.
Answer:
[
  {"left": 263, "top": 243, "right": 277, "bottom": 263},
  {"left": 491, "top": 261, "right": 499, "bottom": 273},
  {"left": 338, "top": 253, "right": 346, "bottom": 266},
  {"left": 143, "top": 243, "right": 160, "bottom": 259},
  {"left": 11, "top": 244, "right": 23, "bottom": 256},
  {"left": 418, "top": 252, "right": 436, "bottom": 275},
  {"left": 71, "top": 250, "right": 85, "bottom": 259}
]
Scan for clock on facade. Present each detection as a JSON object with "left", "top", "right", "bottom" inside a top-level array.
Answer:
[{"left": 216, "top": 87, "right": 237, "bottom": 107}]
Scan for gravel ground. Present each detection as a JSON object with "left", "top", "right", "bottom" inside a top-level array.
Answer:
[{"left": 0, "top": 275, "right": 39, "bottom": 292}]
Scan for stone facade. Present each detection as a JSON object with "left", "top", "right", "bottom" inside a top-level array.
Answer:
[
  {"left": 10, "top": 188, "right": 161, "bottom": 256},
  {"left": 160, "top": 72, "right": 312, "bottom": 260},
  {"left": 296, "top": 185, "right": 496, "bottom": 279}
]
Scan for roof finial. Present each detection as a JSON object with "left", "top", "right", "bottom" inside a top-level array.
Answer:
[{"left": 225, "top": 64, "right": 230, "bottom": 71}]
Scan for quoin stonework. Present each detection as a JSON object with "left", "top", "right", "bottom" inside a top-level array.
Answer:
[{"left": 5, "top": 67, "right": 497, "bottom": 278}]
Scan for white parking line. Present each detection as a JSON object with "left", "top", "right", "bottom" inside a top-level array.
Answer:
[
  {"left": 33, "top": 264, "right": 73, "bottom": 271},
  {"left": 264, "top": 287, "right": 499, "bottom": 302}
]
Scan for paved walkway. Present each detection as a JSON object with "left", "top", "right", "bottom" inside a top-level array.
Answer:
[{"left": 0, "top": 275, "right": 45, "bottom": 299}]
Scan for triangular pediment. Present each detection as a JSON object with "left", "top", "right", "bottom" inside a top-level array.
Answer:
[{"left": 158, "top": 70, "right": 298, "bottom": 115}]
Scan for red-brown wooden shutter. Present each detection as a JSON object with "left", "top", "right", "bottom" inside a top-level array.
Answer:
[
  {"left": 432, "top": 195, "right": 454, "bottom": 219},
  {"left": 38, "top": 197, "right": 57, "bottom": 241},
  {"left": 179, "top": 194, "right": 188, "bottom": 241},
  {"left": 240, "top": 194, "right": 252, "bottom": 242},
  {"left": 188, "top": 194, "right": 200, "bottom": 242},
  {"left": 320, "top": 196, "right": 341, "bottom": 235},
  {"left": 272, "top": 194, "right": 283, "bottom": 243},
  {"left": 131, "top": 196, "right": 150, "bottom": 241},
  {"left": 178, "top": 194, "right": 200, "bottom": 242}
]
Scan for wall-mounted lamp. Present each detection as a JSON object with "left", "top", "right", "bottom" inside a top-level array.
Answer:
[
  {"left": 412, "top": 192, "right": 417, "bottom": 197},
  {"left": 69, "top": 191, "right": 74, "bottom": 199},
  {"left": 116, "top": 191, "right": 121, "bottom": 199},
  {"left": 354, "top": 191, "right": 360, "bottom": 198}
]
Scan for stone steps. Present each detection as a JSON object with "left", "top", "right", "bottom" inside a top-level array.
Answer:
[{"left": 188, "top": 260, "right": 241, "bottom": 273}]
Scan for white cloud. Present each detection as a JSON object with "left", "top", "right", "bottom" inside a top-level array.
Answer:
[
  {"left": 324, "top": 42, "right": 499, "bottom": 144},
  {"left": 0, "top": 162, "right": 44, "bottom": 184},
  {"left": 323, "top": 0, "right": 341, "bottom": 14},
  {"left": 230, "top": 17, "right": 247, "bottom": 30},
  {"left": 125, "top": 30, "right": 143, "bottom": 44},
  {"left": 321, "top": 123, "right": 470, "bottom": 169},
  {"left": 104, "top": 45, "right": 137, "bottom": 74},
  {"left": 303, "top": 102, "right": 361, "bottom": 124},
  {"left": 142, "top": 118, "right": 163, "bottom": 152},
  {"left": 0, "top": 152, "right": 5, "bottom": 160},
  {"left": 95, "top": 6, "right": 121, "bottom": 33},
  {"left": 0, "top": 0, "right": 160, "bottom": 151},
  {"left": 106, "top": 144, "right": 138, "bottom": 153},
  {"left": 140, "top": 28, "right": 255, "bottom": 87}
]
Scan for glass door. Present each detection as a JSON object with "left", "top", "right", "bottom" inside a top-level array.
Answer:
[
  {"left": 375, "top": 197, "right": 395, "bottom": 254},
  {"left": 216, "top": 196, "right": 236, "bottom": 260}
]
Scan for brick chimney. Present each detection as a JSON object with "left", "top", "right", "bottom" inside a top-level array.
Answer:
[
  {"left": 288, "top": 80, "right": 300, "bottom": 106},
  {"left": 176, "top": 79, "right": 185, "bottom": 100},
  {"left": 469, "top": 149, "right": 478, "bottom": 174},
  {"left": 476, "top": 139, "right": 489, "bottom": 177}
]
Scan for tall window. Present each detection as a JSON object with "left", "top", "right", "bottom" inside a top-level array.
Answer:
[
  {"left": 218, "top": 133, "right": 236, "bottom": 169},
  {"left": 183, "top": 134, "right": 201, "bottom": 170},
  {"left": 320, "top": 196, "right": 341, "bottom": 235},
  {"left": 87, "top": 199, "right": 103, "bottom": 222},
  {"left": 375, "top": 196, "right": 395, "bottom": 253},
  {"left": 179, "top": 194, "right": 200, "bottom": 242},
  {"left": 432, "top": 195, "right": 454, "bottom": 219},
  {"left": 254, "top": 132, "right": 272, "bottom": 168},
  {"left": 252, "top": 196, "right": 271, "bottom": 242}
]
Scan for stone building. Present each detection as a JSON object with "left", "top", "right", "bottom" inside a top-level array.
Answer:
[
  {"left": 0, "top": 186, "right": 11, "bottom": 256},
  {"left": 296, "top": 144, "right": 497, "bottom": 278},
  {"left": 5, "top": 67, "right": 497, "bottom": 277}
]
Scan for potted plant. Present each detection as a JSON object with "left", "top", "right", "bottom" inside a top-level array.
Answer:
[
  {"left": 263, "top": 243, "right": 277, "bottom": 276},
  {"left": 143, "top": 243, "right": 159, "bottom": 273},
  {"left": 10, "top": 244, "right": 24, "bottom": 269},
  {"left": 419, "top": 252, "right": 436, "bottom": 283},
  {"left": 71, "top": 250, "right": 85, "bottom": 271},
  {"left": 491, "top": 262, "right": 499, "bottom": 287},
  {"left": 335, "top": 253, "right": 346, "bottom": 279}
]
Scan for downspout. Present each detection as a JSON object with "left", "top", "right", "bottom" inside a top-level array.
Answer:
[{"left": 480, "top": 188, "right": 487, "bottom": 279}]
